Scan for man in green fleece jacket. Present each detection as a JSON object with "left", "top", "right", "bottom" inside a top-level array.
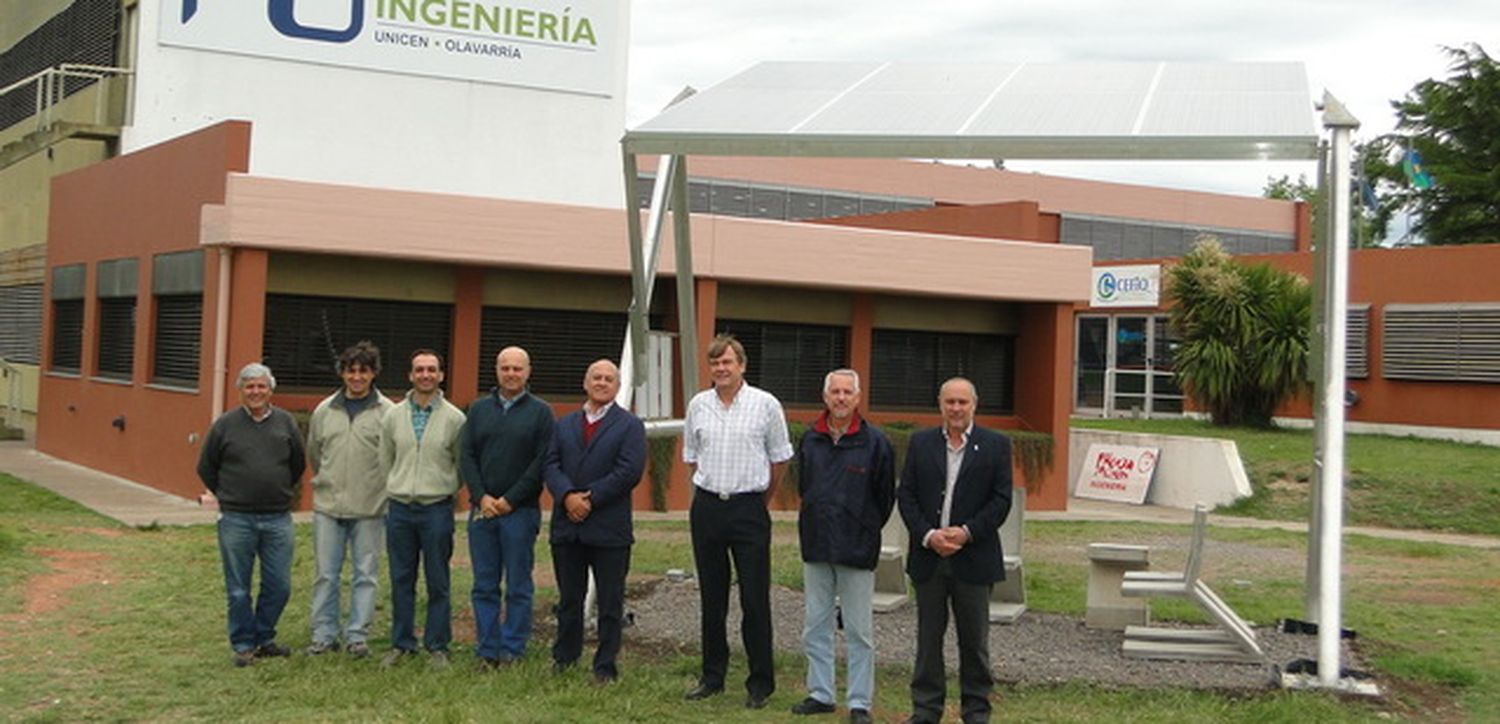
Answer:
[
  {"left": 460, "top": 346, "right": 555, "bottom": 666},
  {"left": 379, "top": 349, "right": 466, "bottom": 669},
  {"left": 197, "top": 362, "right": 306, "bottom": 668},
  {"left": 305, "top": 341, "right": 395, "bottom": 659}
]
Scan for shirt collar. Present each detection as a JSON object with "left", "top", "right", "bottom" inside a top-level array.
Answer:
[
  {"left": 405, "top": 388, "right": 443, "bottom": 410},
  {"left": 584, "top": 400, "right": 613, "bottom": 423},
  {"left": 945, "top": 423, "right": 972, "bottom": 450},
  {"left": 812, "top": 410, "right": 862, "bottom": 436}
]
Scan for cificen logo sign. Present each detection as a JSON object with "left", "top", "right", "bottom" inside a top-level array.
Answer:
[
  {"left": 1090, "top": 264, "right": 1160, "bottom": 308},
  {"left": 161, "top": 0, "right": 618, "bottom": 97}
]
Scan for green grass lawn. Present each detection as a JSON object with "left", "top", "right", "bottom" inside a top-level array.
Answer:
[
  {"left": 1071, "top": 417, "right": 1500, "bottom": 537},
  {"left": 2, "top": 473, "right": 1497, "bottom": 721}
]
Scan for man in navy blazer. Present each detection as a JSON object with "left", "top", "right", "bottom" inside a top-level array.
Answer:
[
  {"left": 896, "top": 377, "right": 1012, "bottom": 724},
  {"left": 543, "top": 359, "right": 647, "bottom": 683}
]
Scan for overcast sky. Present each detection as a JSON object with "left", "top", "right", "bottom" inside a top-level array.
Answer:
[{"left": 627, "top": 1, "right": 1498, "bottom": 197}]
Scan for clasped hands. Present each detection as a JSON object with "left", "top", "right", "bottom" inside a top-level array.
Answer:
[
  {"left": 927, "top": 526, "right": 969, "bottom": 557},
  {"left": 563, "top": 490, "right": 592, "bottom": 522},
  {"left": 477, "top": 494, "right": 514, "bottom": 518}
]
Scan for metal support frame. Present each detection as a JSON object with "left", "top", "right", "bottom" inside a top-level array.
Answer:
[
  {"left": 670, "top": 156, "right": 699, "bottom": 397},
  {"left": 1310, "top": 91, "right": 1359, "bottom": 688},
  {"left": 619, "top": 150, "right": 697, "bottom": 414}
]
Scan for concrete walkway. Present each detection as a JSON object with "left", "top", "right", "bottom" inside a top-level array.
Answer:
[{"left": 3, "top": 439, "right": 1497, "bottom": 550}]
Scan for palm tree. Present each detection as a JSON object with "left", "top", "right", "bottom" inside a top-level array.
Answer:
[{"left": 1166, "top": 238, "right": 1311, "bottom": 427}]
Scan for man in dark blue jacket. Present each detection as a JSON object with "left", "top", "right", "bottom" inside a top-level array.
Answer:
[
  {"left": 897, "top": 377, "right": 1012, "bottom": 724},
  {"left": 543, "top": 359, "right": 646, "bottom": 683},
  {"left": 792, "top": 369, "right": 894, "bottom": 724}
]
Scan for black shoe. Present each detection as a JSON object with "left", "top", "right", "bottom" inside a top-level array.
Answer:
[
  {"left": 746, "top": 693, "right": 770, "bottom": 710},
  {"left": 254, "top": 642, "right": 291, "bottom": 658},
  {"left": 791, "top": 697, "right": 836, "bottom": 715},
  {"left": 592, "top": 671, "right": 617, "bottom": 686},
  {"left": 684, "top": 683, "right": 723, "bottom": 700},
  {"left": 849, "top": 710, "right": 873, "bottom": 724},
  {"left": 552, "top": 659, "right": 576, "bottom": 674},
  {"left": 232, "top": 649, "right": 255, "bottom": 668}
]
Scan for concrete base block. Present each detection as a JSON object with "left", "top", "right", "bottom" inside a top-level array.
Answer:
[
  {"left": 988, "top": 602, "right": 1026, "bottom": 624},
  {"left": 1086, "top": 543, "right": 1151, "bottom": 630},
  {"left": 1087, "top": 605, "right": 1149, "bottom": 630}
]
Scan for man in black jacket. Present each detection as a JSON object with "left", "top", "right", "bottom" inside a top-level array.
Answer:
[
  {"left": 543, "top": 359, "right": 646, "bottom": 683},
  {"left": 791, "top": 369, "right": 895, "bottom": 724},
  {"left": 896, "top": 377, "right": 1012, "bottom": 724},
  {"left": 197, "top": 362, "right": 306, "bottom": 668}
]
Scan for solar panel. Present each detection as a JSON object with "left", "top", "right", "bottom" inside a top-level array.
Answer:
[{"left": 626, "top": 61, "right": 1320, "bottom": 160}]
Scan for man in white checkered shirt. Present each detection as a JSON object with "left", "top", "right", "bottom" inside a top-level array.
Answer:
[{"left": 681, "top": 334, "right": 793, "bottom": 711}]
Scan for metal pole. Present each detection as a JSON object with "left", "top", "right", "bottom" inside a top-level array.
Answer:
[
  {"left": 620, "top": 151, "right": 649, "bottom": 411},
  {"left": 670, "top": 156, "right": 699, "bottom": 396},
  {"left": 1317, "top": 92, "right": 1358, "bottom": 686},
  {"left": 1304, "top": 138, "right": 1330, "bottom": 623}
]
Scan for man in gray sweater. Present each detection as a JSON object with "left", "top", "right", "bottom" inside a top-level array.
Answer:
[{"left": 197, "top": 363, "right": 306, "bottom": 667}]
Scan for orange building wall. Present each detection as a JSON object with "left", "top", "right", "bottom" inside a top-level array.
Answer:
[
  {"left": 39, "top": 122, "right": 252, "bottom": 500},
  {"left": 1255, "top": 245, "right": 1500, "bottom": 429},
  {"left": 1090, "top": 244, "right": 1500, "bottom": 431}
]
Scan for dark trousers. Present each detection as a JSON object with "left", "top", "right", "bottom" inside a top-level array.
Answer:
[
  {"left": 551, "top": 542, "right": 631, "bottom": 678},
  {"left": 911, "top": 560, "right": 994, "bottom": 723},
  {"left": 689, "top": 489, "right": 774, "bottom": 698},
  {"left": 386, "top": 498, "right": 454, "bottom": 652}
]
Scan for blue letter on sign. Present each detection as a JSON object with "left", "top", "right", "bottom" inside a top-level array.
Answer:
[{"left": 268, "top": 0, "right": 365, "bottom": 43}]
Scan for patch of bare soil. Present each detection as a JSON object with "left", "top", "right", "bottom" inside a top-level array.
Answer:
[{"left": 8, "top": 548, "right": 111, "bottom": 618}]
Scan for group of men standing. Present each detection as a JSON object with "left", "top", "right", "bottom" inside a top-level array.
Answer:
[
  {"left": 197, "top": 344, "right": 644, "bottom": 684},
  {"left": 681, "top": 337, "right": 1012, "bottom": 724},
  {"left": 197, "top": 333, "right": 1014, "bottom": 723}
]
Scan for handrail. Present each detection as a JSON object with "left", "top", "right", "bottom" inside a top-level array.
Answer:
[
  {"left": 0, "top": 64, "right": 133, "bottom": 132},
  {"left": 0, "top": 356, "right": 21, "bottom": 430}
]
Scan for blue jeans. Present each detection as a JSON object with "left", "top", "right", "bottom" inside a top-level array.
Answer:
[
  {"left": 468, "top": 506, "right": 540, "bottom": 660},
  {"left": 802, "top": 562, "right": 876, "bottom": 710},
  {"left": 216, "top": 511, "right": 294, "bottom": 653},
  {"left": 386, "top": 499, "right": 455, "bottom": 652},
  {"left": 310, "top": 512, "right": 384, "bottom": 646}
]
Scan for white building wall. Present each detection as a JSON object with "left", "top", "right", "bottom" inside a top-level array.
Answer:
[{"left": 123, "top": 0, "right": 630, "bottom": 208}]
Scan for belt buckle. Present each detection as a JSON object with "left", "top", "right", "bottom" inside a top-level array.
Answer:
[{"left": 718, "top": 491, "right": 731, "bottom": 501}]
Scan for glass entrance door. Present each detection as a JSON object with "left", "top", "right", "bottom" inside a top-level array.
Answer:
[{"left": 1073, "top": 315, "right": 1184, "bottom": 417}]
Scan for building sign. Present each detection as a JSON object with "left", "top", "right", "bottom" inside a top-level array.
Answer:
[
  {"left": 1073, "top": 443, "right": 1159, "bottom": 504},
  {"left": 1091, "top": 264, "right": 1161, "bottom": 308},
  {"left": 159, "top": 0, "right": 619, "bottom": 97}
]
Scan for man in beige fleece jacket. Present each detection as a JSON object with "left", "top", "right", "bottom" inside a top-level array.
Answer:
[{"left": 378, "top": 348, "right": 466, "bottom": 668}]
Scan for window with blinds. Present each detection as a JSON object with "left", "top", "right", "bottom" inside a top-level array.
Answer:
[
  {"left": 153, "top": 295, "right": 201, "bottom": 387},
  {"left": 1346, "top": 305, "right": 1370, "bottom": 379},
  {"left": 715, "top": 319, "right": 849, "bottom": 405},
  {"left": 478, "top": 306, "right": 645, "bottom": 397},
  {"left": 1382, "top": 304, "right": 1500, "bottom": 383},
  {"left": 263, "top": 294, "right": 453, "bottom": 392},
  {"left": 96, "top": 297, "right": 135, "bottom": 379},
  {"left": 0, "top": 284, "right": 42, "bottom": 364},
  {"left": 50, "top": 299, "right": 84, "bottom": 373},
  {"left": 870, "top": 329, "right": 1016, "bottom": 414}
]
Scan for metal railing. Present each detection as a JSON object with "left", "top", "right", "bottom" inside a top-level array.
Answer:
[
  {"left": 0, "top": 356, "right": 22, "bottom": 432},
  {"left": 0, "top": 63, "right": 133, "bottom": 133}
]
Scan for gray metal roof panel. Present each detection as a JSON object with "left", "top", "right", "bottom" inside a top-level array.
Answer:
[{"left": 627, "top": 60, "right": 1320, "bottom": 160}]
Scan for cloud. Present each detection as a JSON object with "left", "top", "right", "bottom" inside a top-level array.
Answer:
[{"left": 627, "top": 1, "right": 1500, "bottom": 194}]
